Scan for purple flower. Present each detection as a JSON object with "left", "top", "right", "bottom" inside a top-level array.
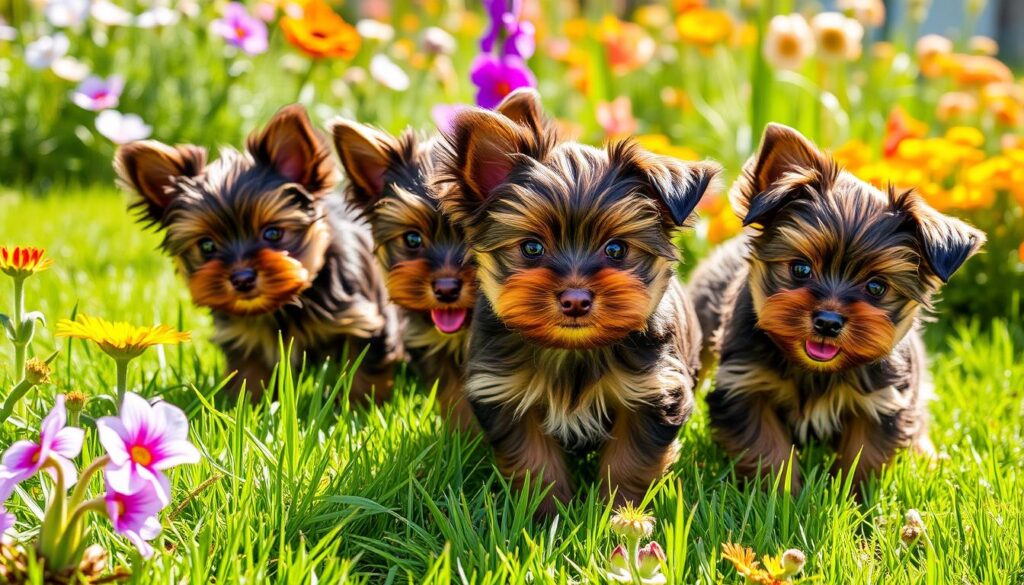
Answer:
[
  {"left": 480, "top": 0, "right": 534, "bottom": 59},
  {"left": 97, "top": 393, "right": 200, "bottom": 504},
  {"left": 211, "top": 2, "right": 268, "bottom": 55},
  {"left": 72, "top": 75, "right": 124, "bottom": 111},
  {"left": 470, "top": 53, "right": 536, "bottom": 109},
  {"left": 105, "top": 480, "right": 163, "bottom": 558},
  {"left": 0, "top": 506, "right": 13, "bottom": 534},
  {"left": 0, "top": 395, "right": 84, "bottom": 486}
]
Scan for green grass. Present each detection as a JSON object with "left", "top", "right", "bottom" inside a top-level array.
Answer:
[{"left": 1, "top": 189, "right": 1022, "bottom": 584}]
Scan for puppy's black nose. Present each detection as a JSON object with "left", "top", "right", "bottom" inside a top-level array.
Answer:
[
  {"left": 812, "top": 310, "right": 846, "bottom": 338},
  {"left": 432, "top": 278, "right": 462, "bottom": 303},
  {"left": 230, "top": 268, "right": 257, "bottom": 293},
  {"left": 558, "top": 289, "right": 593, "bottom": 318}
]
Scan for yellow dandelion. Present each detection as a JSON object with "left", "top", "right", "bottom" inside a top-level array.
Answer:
[{"left": 56, "top": 315, "right": 190, "bottom": 361}]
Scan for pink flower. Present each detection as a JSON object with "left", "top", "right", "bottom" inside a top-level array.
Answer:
[
  {"left": 95, "top": 110, "right": 152, "bottom": 144},
  {"left": 97, "top": 393, "right": 200, "bottom": 504},
  {"left": 596, "top": 97, "right": 638, "bottom": 139},
  {"left": 105, "top": 480, "right": 163, "bottom": 558},
  {"left": 0, "top": 395, "right": 84, "bottom": 486},
  {"left": 211, "top": 2, "right": 268, "bottom": 55},
  {"left": 72, "top": 75, "right": 124, "bottom": 111},
  {"left": 0, "top": 506, "right": 13, "bottom": 534}
]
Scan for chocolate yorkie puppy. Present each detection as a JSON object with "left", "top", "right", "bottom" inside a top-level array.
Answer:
[
  {"left": 328, "top": 91, "right": 554, "bottom": 430},
  {"left": 115, "top": 105, "right": 402, "bottom": 402},
  {"left": 690, "top": 123, "right": 984, "bottom": 490},
  {"left": 439, "top": 90, "right": 719, "bottom": 512}
]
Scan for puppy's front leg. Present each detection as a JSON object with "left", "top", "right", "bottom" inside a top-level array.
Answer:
[
  {"left": 478, "top": 404, "right": 571, "bottom": 516},
  {"left": 598, "top": 405, "right": 682, "bottom": 506},
  {"left": 707, "top": 382, "right": 801, "bottom": 492},
  {"left": 834, "top": 411, "right": 923, "bottom": 488},
  {"left": 224, "top": 351, "right": 272, "bottom": 403}
]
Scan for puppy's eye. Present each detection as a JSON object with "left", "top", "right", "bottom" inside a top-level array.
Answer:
[
  {"left": 866, "top": 279, "right": 888, "bottom": 297},
  {"left": 790, "top": 261, "right": 812, "bottom": 280},
  {"left": 604, "top": 240, "right": 627, "bottom": 261},
  {"left": 403, "top": 231, "right": 423, "bottom": 249},
  {"left": 198, "top": 238, "right": 215, "bottom": 256},
  {"left": 521, "top": 239, "right": 545, "bottom": 259},
  {"left": 263, "top": 227, "right": 284, "bottom": 242}
]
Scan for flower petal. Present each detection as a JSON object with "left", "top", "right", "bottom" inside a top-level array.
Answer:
[
  {"left": 151, "top": 440, "right": 200, "bottom": 470},
  {"left": 125, "top": 529, "right": 154, "bottom": 559},
  {"left": 152, "top": 401, "right": 190, "bottom": 442},
  {"left": 96, "top": 416, "right": 131, "bottom": 465},
  {"left": 103, "top": 461, "right": 138, "bottom": 495},
  {"left": 1, "top": 441, "right": 42, "bottom": 477},
  {"left": 52, "top": 426, "right": 85, "bottom": 459},
  {"left": 139, "top": 514, "right": 162, "bottom": 540},
  {"left": 43, "top": 454, "right": 79, "bottom": 486},
  {"left": 119, "top": 392, "right": 153, "bottom": 438},
  {"left": 40, "top": 395, "right": 67, "bottom": 447}
]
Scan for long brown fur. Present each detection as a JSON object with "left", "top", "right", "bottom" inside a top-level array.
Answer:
[
  {"left": 115, "top": 104, "right": 402, "bottom": 402},
  {"left": 437, "top": 89, "right": 719, "bottom": 513},
  {"left": 689, "top": 123, "right": 985, "bottom": 492}
]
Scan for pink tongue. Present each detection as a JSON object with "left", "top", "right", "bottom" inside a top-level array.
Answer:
[
  {"left": 431, "top": 308, "right": 468, "bottom": 334},
  {"left": 805, "top": 340, "right": 840, "bottom": 361}
]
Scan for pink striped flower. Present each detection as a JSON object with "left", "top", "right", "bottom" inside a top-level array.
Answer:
[
  {"left": 97, "top": 393, "right": 200, "bottom": 504},
  {"left": 72, "top": 75, "right": 124, "bottom": 111},
  {"left": 0, "top": 395, "right": 84, "bottom": 486}
]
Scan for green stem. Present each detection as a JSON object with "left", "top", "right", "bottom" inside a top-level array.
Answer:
[
  {"left": 38, "top": 456, "right": 69, "bottom": 566},
  {"left": 0, "top": 378, "right": 35, "bottom": 426},
  {"left": 51, "top": 497, "right": 105, "bottom": 572},
  {"left": 69, "top": 455, "right": 110, "bottom": 511},
  {"left": 115, "top": 358, "right": 130, "bottom": 405},
  {"left": 12, "top": 276, "right": 25, "bottom": 379}
]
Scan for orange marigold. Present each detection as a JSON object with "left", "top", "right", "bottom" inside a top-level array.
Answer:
[
  {"left": 676, "top": 8, "right": 733, "bottom": 47},
  {"left": 281, "top": 0, "right": 361, "bottom": 59}
]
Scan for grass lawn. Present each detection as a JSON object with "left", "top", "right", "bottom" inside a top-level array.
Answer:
[{"left": 1, "top": 188, "right": 1022, "bottom": 584}]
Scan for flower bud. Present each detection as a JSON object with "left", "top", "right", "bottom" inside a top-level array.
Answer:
[
  {"left": 610, "top": 505, "right": 655, "bottom": 542},
  {"left": 24, "top": 358, "right": 51, "bottom": 385},
  {"left": 65, "top": 390, "right": 88, "bottom": 416},
  {"left": 904, "top": 509, "right": 923, "bottom": 528},
  {"left": 781, "top": 548, "right": 806, "bottom": 576},
  {"left": 637, "top": 541, "right": 666, "bottom": 576}
]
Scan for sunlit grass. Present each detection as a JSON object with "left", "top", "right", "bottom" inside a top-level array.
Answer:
[{"left": 0, "top": 190, "right": 1021, "bottom": 583}]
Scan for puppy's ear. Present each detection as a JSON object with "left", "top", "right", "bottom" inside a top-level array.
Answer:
[
  {"left": 735, "top": 123, "right": 834, "bottom": 227},
  {"left": 496, "top": 88, "right": 546, "bottom": 137},
  {"left": 329, "top": 119, "right": 398, "bottom": 210},
  {"left": 440, "top": 108, "right": 542, "bottom": 224},
  {"left": 612, "top": 142, "right": 721, "bottom": 226},
  {"left": 115, "top": 140, "right": 206, "bottom": 225},
  {"left": 894, "top": 190, "right": 986, "bottom": 282},
  {"left": 248, "top": 104, "right": 335, "bottom": 194}
]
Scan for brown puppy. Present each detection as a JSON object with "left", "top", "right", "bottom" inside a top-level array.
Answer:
[
  {"left": 115, "top": 104, "right": 402, "bottom": 402},
  {"left": 689, "top": 123, "right": 985, "bottom": 491},
  {"left": 438, "top": 90, "right": 719, "bottom": 514},
  {"left": 328, "top": 91, "right": 557, "bottom": 431}
]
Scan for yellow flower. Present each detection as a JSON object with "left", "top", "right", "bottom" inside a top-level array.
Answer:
[
  {"left": 55, "top": 315, "right": 191, "bottom": 361},
  {"left": 721, "top": 543, "right": 760, "bottom": 578},
  {"left": 945, "top": 126, "right": 985, "bottom": 148},
  {"left": 676, "top": 9, "right": 733, "bottom": 48},
  {"left": 946, "top": 54, "right": 1013, "bottom": 86},
  {"left": 0, "top": 245, "right": 54, "bottom": 279},
  {"left": 609, "top": 504, "right": 655, "bottom": 541},
  {"left": 635, "top": 134, "right": 700, "bottom": 161},
  {"left": 763, "top": 13, "right": 815, "bottom": 71},
  {"left": 915, "top": 34, "right": 953, "bottom": 78},
  {"left": 811, "top": 12, "right": 864, "bottom": 63},
  {"left": 969, "top": 35, "right": 998, "bottom": 56}
]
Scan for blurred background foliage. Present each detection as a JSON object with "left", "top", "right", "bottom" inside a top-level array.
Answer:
[{"left": 0, "top": 0, "right": 1021, "bottom": 317}]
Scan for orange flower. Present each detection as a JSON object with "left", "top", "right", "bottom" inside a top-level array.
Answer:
[
  {"left": 945, "top": 54, "right": 1013, "bottom": 86},
  {"left": 936, "top": 92, "right": 979, "bottom": 123},
  {"left": 968, "top": 35, "right": 998, "bottom": 56},
  {"left": 883, "top": 106, "right": 927, "bottom": 158},
  {"left": 915, "top": 34, "right": 953, "bottom": 78},
  {"left": 676, "top": 8, "right": 733, "bottom": 48},
  {"left": 281, "top": 0, "right": 360, "bottom": 59},
  {"left": 982, "top": 83, "right": 1024, "bottom": 127},
  {"left": 635, "top": 134, "right": 700, "bottom": 161},
  {"left": 598, "top": 15, "right": 656, "bottom": 75},
  {"left": 0, "top": 246, "right": 53, "bottom": 279},
  {"left": 1018, "top": 240, "right": 1024, "bottom": 264},
  {"left": 673, "top": 0, "right": 706, "bottom": 13}
]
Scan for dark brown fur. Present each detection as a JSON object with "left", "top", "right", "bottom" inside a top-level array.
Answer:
[
  {"left": 688, "top": 123, "right": 985, "bottom": 491},
  {"left": 115, "top": 104, "right": 402, "bottom": 402},
  {"left": 438, "top": 89, "right": 719, "bottom": 514}
]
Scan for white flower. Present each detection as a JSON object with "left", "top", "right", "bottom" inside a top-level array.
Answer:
[
  {"left": 50, "top": 56, "right": 90, "bottom": 81},
  {"left": 423, "top": 26, "right": 455, "bottom": 55},
  {"left": 24, "top": 33, "right": 70, "bottom": 70},
  {"left": 356, "top": 19, "right": 394, "bottom": 43},
  {"left": 46, "top": 0, "right": 90, "bottom": 28},
  {"left": 95, "top": 110, "right": 152, "bottom": 144},
  {"left": 91, "top": 0, "right": 134, "bottom": 26},
  {"left": 370, "top": 54, "right": 409, "bottom": 92},
  {"left": 135, "top": 6, "right": 179, "bottom": 29},
  {"left": 837, "top": 0, "right": 886, "bottom": 27},
  {"left": 811, "top": 12, "right": 864, "bottom": 63},
  {"left": 0, "top": 25, "right": 16, "bottom": 42},
  {"left": 763, "top": 14, "right": 815, "bottom": 70}
]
